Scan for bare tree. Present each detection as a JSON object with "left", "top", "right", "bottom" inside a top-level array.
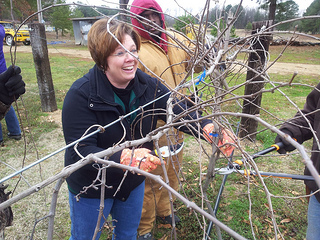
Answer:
[{"left": 1, "top": 2, "right": 320, "bottom": 240}]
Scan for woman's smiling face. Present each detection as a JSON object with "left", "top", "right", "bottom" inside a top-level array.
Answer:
[{"left": 105, "top": 34, "right": 139, "bottom": 89}]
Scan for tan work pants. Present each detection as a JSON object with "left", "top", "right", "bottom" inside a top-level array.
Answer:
[{"left": 138, "top": 145, "right": 183, "bottom": 235}]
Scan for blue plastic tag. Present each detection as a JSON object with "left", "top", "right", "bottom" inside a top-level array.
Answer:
[
  {"left": 195, "top": 69, "right": 206, "bottom": 85},
  {"left": 210, "top": 133, "right": 219, "bottom": 137}
]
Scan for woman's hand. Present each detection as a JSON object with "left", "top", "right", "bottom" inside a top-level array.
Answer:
[
  {"left": 203, "top": 123, "right": 236, "bottom": 157},
  {"left": 120, "top": 148, "right": 163, "bottom": 172}
]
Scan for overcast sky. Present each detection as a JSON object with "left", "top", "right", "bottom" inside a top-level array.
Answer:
[
  {"left": 150, "top": 0, "right": 314, "bottom": 16},
  {"left": 79, "top": 0, "right": 314, "bottom": 16}
]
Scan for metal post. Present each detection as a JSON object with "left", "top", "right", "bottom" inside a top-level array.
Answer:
[{"left": 37, "top": 0, "right": 43, "bottom": 23}]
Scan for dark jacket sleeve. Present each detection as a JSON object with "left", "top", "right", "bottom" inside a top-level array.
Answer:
[
  {"left": 144, "top": 74, "right": 212, "bottom": 136},
  {"left": 275, "top": 83, "right": 320, "bottom": 202},
  {"left": 279, "top": 83, "right": 320, "bottom": 144},
  {"left": 171, "top": 97, "right": 212, "bottom": 130}
]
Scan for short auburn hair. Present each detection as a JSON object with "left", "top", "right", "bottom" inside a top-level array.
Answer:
[{"left": 88, "top": 17, "right": 141, "bottom": 72}]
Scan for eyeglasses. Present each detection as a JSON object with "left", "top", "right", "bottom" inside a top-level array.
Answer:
[{"left": 112, "top": 49, "right": 138, "bottom": 58}]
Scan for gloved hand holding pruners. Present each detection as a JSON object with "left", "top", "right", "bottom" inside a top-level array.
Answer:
[
  {"left": 203, "top": 123, "right": 236, "bottom": 156},
  {"left": 0, "top": 65, "right": 25, "bottom": 105},
  {"left": 120, "top": 148, "right": 163, "bottom": 172},
  {"left": 274, "top": 129, "right": 296, "bottom": 154}
]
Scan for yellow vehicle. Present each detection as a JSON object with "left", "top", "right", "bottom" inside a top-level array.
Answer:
[
  {"left": 0, "top": 21, "right": 30, "bottom": 46},
  {"left": 186, "top": 24, "right": 200, "bottom": 40},
  {"left": 185, "top": 24, "right": 212, "bottom": 41}
]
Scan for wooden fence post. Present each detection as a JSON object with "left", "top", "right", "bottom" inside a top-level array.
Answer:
[
  {"left": 29, "top": 23, "right": 57, "bottom": 112},
  {"left": 239, "top": 20, "right": 273, "bottom": 141}
]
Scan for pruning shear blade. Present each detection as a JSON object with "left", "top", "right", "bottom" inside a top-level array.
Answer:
[
  {"left": 215, "top": 167, "right": 234, "bottom": 175},
  {"left": 153, "top": 142, "right": 184, "bottom": 158}
]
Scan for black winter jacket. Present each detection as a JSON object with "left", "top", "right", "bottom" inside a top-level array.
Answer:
[
  {"left": 62, "top": 65, "right": 210, "bottom": 201},
  {"left": 279, "top": 82, "right": 320, "bottom": 203}
]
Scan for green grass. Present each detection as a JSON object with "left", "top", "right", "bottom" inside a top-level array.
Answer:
[
  {"left": 160, "top": 147, "right": 308, "bottom": 239},
  {"left": 269, "top": 45, "right": 320, "bottom": 64},
  {"left": 235, "top": 45, "right": 320, "bottom": 64},
  {"left": 255, "top": 77, "right": 316, "bottom": 148}
]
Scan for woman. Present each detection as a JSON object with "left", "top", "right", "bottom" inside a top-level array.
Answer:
[{"left": 62, "top": 17, "right": 232, "bottom": 240}]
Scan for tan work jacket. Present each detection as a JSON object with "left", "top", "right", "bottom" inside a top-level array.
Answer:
[
  {"left": 137, "top": 32, "right": 192, "bottom": 147},
  {"left": 137, "top": 32, "right": 190, "bottom": 90}
]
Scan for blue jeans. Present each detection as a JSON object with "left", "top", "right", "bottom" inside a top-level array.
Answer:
[
  {"left": 306, "top": 192, "right": 320, "bottom": 240},
  {"left": 0, "top": 106, "right": 21, "bottom": 141},
  {"left": 68, "top": 181, "right": 145, "bottom": 240}
]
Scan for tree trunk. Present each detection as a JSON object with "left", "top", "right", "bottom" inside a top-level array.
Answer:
[
  {"left": 29, "top": 23, "right": 57, "bottom": 112},
  {"left": 239, "top": 20, "right": 273, "bottom": 141},
  {"left": 268, "top": 0, "right": 277, "bottom": 21}
]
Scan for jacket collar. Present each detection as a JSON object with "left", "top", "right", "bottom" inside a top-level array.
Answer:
[
  {"left": 88, "top": 65, "right": 148, "bottom": 105},
  {"left": 140, "top": 36, "right": 167, "bottom": 55}
]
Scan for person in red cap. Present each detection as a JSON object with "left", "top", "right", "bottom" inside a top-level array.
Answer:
[
  {"left": 130, "top": 1, "right": 193, "bottom": 239},
  {"left": 130, "top": 1, "right": 235, "bottom": 239}
]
